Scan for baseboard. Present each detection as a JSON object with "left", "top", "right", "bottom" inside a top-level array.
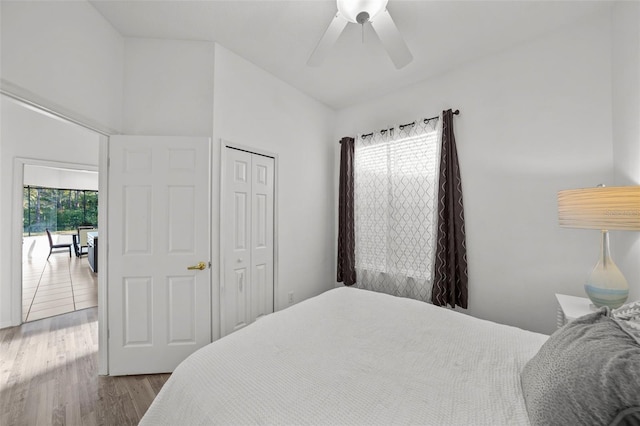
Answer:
[{"left": 0, "top": 320, "right": 16, "bottom": 329}]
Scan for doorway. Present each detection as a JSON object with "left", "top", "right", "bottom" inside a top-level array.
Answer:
[
  {"left": 2, "top": 92, "right": 109, "bottom": 372},
  {"left": 221, "top": 145, "right": 276, "bottom": 337},
  {"left": 3, "top": 95, "right": 102, "bottom": 322},
  {"left": 21, "top": 166, "right": 99, "bottom": 322}
]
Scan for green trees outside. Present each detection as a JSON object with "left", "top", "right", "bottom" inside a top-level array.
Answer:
[{"left": 23, "top": 186, "right": 98, "bottom": 235}]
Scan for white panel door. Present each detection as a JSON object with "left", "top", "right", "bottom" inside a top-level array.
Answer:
[
  {"left": 108, "top": 136, "right": 211, "bottom": 375},
  {"left": 251, "top": 155, "right": 274, "bottom": 321},
  {"left": 222, "top": 148, "right": 252, "bottom": 334},
  {"left": 222, "top": 148, "right": 274, "bottom": 337}
]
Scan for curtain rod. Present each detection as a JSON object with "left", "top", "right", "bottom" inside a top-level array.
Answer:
[
  {"left": 343, "top": 109, "right": 460, "bottom": 142},
  {"left": 421, "top": 109, "right": 460, "bottom": 124}
]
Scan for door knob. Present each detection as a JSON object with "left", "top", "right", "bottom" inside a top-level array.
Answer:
[{"left": 187, "top": 262, "right": 207, "bottom": 271}]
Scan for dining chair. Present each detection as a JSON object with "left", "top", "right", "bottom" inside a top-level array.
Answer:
[
  {"left": 74, "top": 226, "right": 95, "bottom": 257},
  {"left": 45, "top": 228, "right": 72, "bottom": 260}
]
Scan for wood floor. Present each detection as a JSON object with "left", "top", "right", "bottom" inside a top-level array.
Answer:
[{"left": 0, "top": 307, "right": 170, "bottom": 425}]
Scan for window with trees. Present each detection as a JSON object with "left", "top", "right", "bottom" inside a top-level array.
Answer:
[{"left": 23, "top": 186, "right": 98, "bottom": 236}]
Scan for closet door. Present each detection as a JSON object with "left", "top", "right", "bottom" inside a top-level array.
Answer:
[
  {"left": 222, "top": 148, "right": 274, "bottom": 337},
  {"left": 251, "top": 155, "right": 274, "bottom": 321}
]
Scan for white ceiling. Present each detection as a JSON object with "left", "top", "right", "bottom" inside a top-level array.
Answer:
[{"left": 90, "top": 0, "right": 611, "bottom": 110}]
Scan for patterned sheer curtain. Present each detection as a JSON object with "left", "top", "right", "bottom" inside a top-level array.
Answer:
[{"left": 353, "top": 118, "right": 441, "bottom": 302}]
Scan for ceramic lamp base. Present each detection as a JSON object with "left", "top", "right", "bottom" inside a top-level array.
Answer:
[
  {"left": 584, "top": 284, "right": 628, "bottom": 309},
  {"left": 584, "top": 230, "right": 629, "bottom": 310}
]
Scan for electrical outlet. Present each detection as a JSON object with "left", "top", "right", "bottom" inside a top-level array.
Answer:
[{"left": 288, "top": 292, "right": 294, "bottom": 304}]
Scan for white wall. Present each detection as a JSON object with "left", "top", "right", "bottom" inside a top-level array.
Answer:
[
  {"left": 24, "top": 165, "right": 99, "bottom": 191},
  {"left": 335, "top": 12, "right": 614, "bottom": 334},
  {"left": 213, "top": 44, "right": 336, "bottom": 340},
  {"left": 0, "top": 0, "right": 124, "bottom": 133},
  {"left": 123, "top": 38, "right": 215, "bottom": 136},
  {"left": 611, "top": 1, "right": 640, "bottom": 302},
  {"left": 0, "top": 98, "right": 100, "bottom": 327}
]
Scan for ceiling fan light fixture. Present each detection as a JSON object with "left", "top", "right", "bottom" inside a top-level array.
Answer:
[
  {"left": 308, "top": 0, "right": 412, "bottom": 69},
  {"left": 337, "top": 0, "right": 388, "bottom": 24}
]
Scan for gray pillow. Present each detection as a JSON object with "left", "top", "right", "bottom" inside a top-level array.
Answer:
[{"left": 521, "top": 308, "right": 640, "bottom": 426}]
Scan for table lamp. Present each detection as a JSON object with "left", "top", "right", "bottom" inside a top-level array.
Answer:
[{"left": 557, "top": 185, "right": 640, "bottom": 309}]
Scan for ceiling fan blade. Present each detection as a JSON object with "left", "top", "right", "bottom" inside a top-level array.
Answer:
[
  {"left": 370, "top": 9, "right": 413, "bottom": 69},
  {"left": 307, "top": 12, "right": 349, "bottom": 67}
]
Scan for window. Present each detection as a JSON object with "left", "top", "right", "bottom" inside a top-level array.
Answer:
[
  {"left": 23, "top": 186, "right": 98, "bottom": 236},
  {"left": 353, "top": 118, "right": 440, "bottom": 301}
]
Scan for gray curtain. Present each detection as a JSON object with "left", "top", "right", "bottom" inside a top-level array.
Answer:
[
  {"left": 432, "top": 110, "right": 468, "bottom": 308},
  {"left": 337, "top": 137, "right": 356, "bottom": 286}
]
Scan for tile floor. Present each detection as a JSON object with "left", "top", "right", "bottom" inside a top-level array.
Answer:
[{"left": 22, "top": 234, "right": 98, "bottom": 323}]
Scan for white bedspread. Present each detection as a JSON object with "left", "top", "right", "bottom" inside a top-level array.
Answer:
[{"left": 140, "top": 287, "right": 547, "bottom": 425}]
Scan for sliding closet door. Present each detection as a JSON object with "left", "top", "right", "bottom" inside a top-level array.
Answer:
[{"left": 222, "top": 147, "right": 274, "bottom": 337}]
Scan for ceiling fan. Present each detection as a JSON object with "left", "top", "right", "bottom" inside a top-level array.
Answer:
[{"left": 307, "top": 0, "right": 413, "bottom": 69}]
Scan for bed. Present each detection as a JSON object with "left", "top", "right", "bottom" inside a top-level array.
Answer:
[{"left": 140, "top": 286, "right": 640, "bottom": 425}]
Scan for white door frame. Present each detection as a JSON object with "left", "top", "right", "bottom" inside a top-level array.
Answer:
[
  {"left": 219, "top": 140, "right": 279, "bottom": 338},
  {"left": 98, "top": 136, "right": 109, "bottom": 375}
]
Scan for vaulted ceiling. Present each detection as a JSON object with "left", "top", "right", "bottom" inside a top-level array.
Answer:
[{"left": 90, "top": 0, "right": 611, "bottom": 110}]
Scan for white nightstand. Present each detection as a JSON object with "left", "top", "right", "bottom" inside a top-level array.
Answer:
[{"left": 555, "top": 293, "right": 597, "bottom": 329}]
